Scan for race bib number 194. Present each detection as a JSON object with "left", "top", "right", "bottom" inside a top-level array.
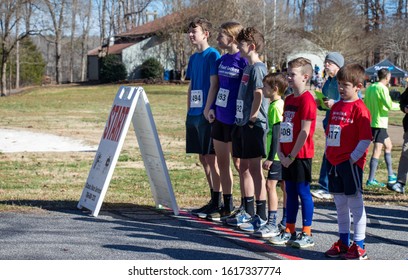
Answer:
[{"left": 190, "top": 90, "right": 203, "bottom": 108}]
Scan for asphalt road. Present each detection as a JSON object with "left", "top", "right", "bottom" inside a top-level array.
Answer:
[{"left": 0, "top": 203, "right": 406, "bottom": 260}]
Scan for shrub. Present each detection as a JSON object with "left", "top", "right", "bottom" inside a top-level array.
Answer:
[
  {"left": 140, "top": 58, "right": 163, "bottom": 80},
  {"left": 99, "top": 54, "right": 127, "bottom": 83}
]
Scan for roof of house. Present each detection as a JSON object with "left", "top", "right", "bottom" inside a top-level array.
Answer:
[
  {"left": 87, "top": 7, "right": 199, "bottom": 56},
  {"left": 87, "top": 42, "right": 136, "bottom": 56},
  {"left": 118, "top": 7, "right": 199, "bottom": 38}
]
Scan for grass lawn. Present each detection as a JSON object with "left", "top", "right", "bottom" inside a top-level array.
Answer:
[{"left": 0, "top": 83, "right": 406, "bottom": 213}]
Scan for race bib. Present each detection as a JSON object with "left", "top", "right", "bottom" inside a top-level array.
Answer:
[
  {"left": 235, "top": 99, "right": 244, "bottom": 119},
  {"left": 190, "top": 90, "right": 203, "bottom": 108},
  {"left": 280, "top": 122, "right": 293, "bottom": 143},
  {"left": 215, "top": 88, "right": 230, "bottom": 108},
  {"left": 327, "top": 124, "right": 341, "bottom": 147}
]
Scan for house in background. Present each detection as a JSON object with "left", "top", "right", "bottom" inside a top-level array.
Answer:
[
  {"left": 286, "top": 38, "right": 327, "bottom": 77},
  {"left": 87, "top": 8, "right": 199, "bottom": 81}
]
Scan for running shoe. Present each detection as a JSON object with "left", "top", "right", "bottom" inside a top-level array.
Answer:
[
  {"left": 239, "top": 214, "right": 267, "bottom": 232},
  {"left": 269, "top": 231, "right": 297, "bottom": 245},
  {"left": 343, "top": 242, "right": 368, "bottom": 260},
  {"left": 252, "top": 223, "right": 280, "bottom": 238},
  {"left": 190, "top": 200, "right": 212, "bottom": 216},
  {"left": 207, "top": 206, "right": 233, "bottom": 222},
  {"left": 387, "top": 182, "right": 405, "bottom": 194},
  {"left": 197, "top": 204, "right": 221, "bottom": 219},
  {"left": 366, "top": 179, "right": 385, "bottom": 188},
  {"left": 225, "top": 209, "right": 251, "bottom": 227},
  {"left": 311, "top": 189, "right": 333, "bottom": 199},
  {"left": 325, "top": 239, "right": 349, "bottom": 258},
  {"left": 291, "top": 232, "right": 315, "bottom": 248},
  {"left": 388, "top": 174, "right": 397, "bottom": 184}
]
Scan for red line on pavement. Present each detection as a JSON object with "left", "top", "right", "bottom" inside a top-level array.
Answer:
[{"left": 178, "top": 210, "right": 302, "bottom": 260}]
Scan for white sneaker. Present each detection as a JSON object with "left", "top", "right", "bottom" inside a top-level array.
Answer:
[{"left": 311, "top": 189, "right": 332, "bottom": 200}]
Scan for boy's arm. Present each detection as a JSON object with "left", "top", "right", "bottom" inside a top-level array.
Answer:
[
  {"left": 400, "top": 88, "right": 408, "bottom": 112},
  {"left": 281, "top": 119, "right": 311, "bottom": 167},
  {"left": 249, "top": 88, "right": 263, "bottom": 123},
  {"left": 187, "top": 83, "right": 191, "bottom": 111},
  {"left": 267, "top": 122, "right": 280, "bottom": 161},
  {"left": 350, "top": 140, "right": 371, "bottom": 163},
  {"left": 204, "top": 74, "right": 219, "bottom": 122},
  {"left": 381, "top": 88, "right": 393, "bottom": 110}
]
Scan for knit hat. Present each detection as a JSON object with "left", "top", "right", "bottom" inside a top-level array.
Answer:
[{"left": 325, "top": 52, "right": 344, "bottom": 68}]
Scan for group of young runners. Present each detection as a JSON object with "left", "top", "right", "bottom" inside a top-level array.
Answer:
[{"left": 184, "top": 17, "right": 400, "bottom": 260}]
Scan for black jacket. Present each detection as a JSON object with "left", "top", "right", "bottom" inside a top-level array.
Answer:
[{"left": 399, "top": 87, "right": 408, "bottom": 132}]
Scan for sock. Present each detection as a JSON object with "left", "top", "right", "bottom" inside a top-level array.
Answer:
[
  {"left": 368, "top": 158, "right": 379, "bottom": 181},
  {"left": 212, "top": 191, "right": 222, "bottom": 208},
  {"left": 302, "top": 226, "right": 311, "bottom": 236},
  {"left": 223, "top": 194, "right": 233, "bottom": 212},
  {"left": 244, "top": 196, "right": 255, "bottom": 217},
  {"left": 239, "top": 197, "right": 244, "bottom": 209},
  {"left": 255, "top": 200, "right": 267, "bottom": 221},
  {"left": 384, "top": 152, "right": 393, "bottom": 176},
  {"left": 285, "top": 223, "right": 296, "bottom": 234},
  {"left": 268, "top": 211, "right": 278, "bottom": 226},
  {"left": 355, "top": 239, "right": 364, "bottom": 248},
  {"left": 281, "top": 207, "right": 287, "bottom": 226},
  {"left": 340, "top": 233, "right": 350, "bottom": 246}
]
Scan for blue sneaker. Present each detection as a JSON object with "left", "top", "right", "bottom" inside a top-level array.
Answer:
[
  {"left": 291, "top": 232, "right": 315, "bottom": 248},
  {"left": 239, "top": 215, "right": 267, "bottom": 232},
  {"left": 269, "top": 231, "right": 297, "bottom": 245},
  {"left": 366, "top": 179, "right": 385, "bottom": 188},
  {"left": 388, "top": 174, "right": 397, "bottom": 184},
  {"left": 226, "top": 209, "right": 251, "bottom": 227}
]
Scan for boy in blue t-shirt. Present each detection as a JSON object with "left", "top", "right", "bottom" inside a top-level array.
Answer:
[{"left": 186, "top": 18, "right": 222, "bottom": 217}]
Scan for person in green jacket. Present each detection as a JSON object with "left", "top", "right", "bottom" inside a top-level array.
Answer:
[{"left": 364, "top": 68, "right": 397, "bottom": 187}]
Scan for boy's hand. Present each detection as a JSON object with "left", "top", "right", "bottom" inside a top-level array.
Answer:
[
  {"left": 207, "top": 109, "right": 215, "bottom": 123},
  {"left": 281, "top": 157, "right": 293, "bottom": 168},
  {"left": 324, "top": 99, "right": 334, "bottom": 109},
  {"left": 262, "top": 160, "right": 272, "bottom": 170},
  {"left": 203, "top": 107, "right": 210, "bottom": 121}
]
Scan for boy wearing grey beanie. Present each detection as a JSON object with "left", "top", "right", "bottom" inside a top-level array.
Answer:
[{"left": 311, "top": 52, "right": 344, "bottom": 200}]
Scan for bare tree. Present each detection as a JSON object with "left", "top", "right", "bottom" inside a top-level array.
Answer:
[
  {"left": 69, "top": 0, "right": 77, "bottom": 83},
  {"left": 79, "top": 0, "right": 92, "bottom": 81},
  {"left": 0, "top": 0, "right": 36, "bottom": 96},
  {"left": 43, "top": 0, "right": 67, "bottom": 85}
]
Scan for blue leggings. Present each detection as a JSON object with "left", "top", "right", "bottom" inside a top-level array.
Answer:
[{"left": 285, "top": 181, "right": 314, "bottom": 226}]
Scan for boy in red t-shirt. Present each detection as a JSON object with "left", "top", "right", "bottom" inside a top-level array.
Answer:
[
  {"left": 324, "top": 63, "right": 371, "bottom": 260},
  {"left": 270, "top": 57, "right": 316, "bottom": 248}
]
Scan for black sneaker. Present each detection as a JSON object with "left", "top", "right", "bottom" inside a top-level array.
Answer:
[
  {"left": 207, "top": 207, "right": 233, "bottom": 221},
  {"left": 387, "top": 182, "right": 405, "bottom": 194},
  {"left": 190, "top": 200, "right": 212, "bottom": 216},
  {"left": 197, "top": 203, "right": 222, "bottom": 219}
]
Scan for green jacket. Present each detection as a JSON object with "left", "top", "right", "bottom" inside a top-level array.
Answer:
[{"left": 364, "top": 82, "right": 392, "bottom": 128}]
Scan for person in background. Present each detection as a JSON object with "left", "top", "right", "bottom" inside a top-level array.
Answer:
[
  {"left": 387, "top": 86, "right": 408, "bottom": 194},
  {"left": 364, "top": 68, "right": 397, "bottom": 188},
  {"left": 311, "top": 52, "right": 344, "bottom": 200}
]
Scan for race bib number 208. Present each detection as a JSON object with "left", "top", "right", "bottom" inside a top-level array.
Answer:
[{"left": 280, "top": 122, "right": 293, "bottom": 143}]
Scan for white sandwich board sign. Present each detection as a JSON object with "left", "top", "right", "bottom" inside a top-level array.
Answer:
[{"left": 78, "top": 86, "right": 179, "bottom": 217}]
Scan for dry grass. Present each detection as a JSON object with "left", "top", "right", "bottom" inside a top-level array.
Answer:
[{"left": 0, "top": 84, "right": 406, "bottom": 213}]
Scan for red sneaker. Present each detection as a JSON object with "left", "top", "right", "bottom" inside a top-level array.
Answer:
[
  {"left": 325, "top": 240, "right": 349, "bottom": 258},
  {"left": 343, "top": 242, "right": 368, "bottom": 260}
]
